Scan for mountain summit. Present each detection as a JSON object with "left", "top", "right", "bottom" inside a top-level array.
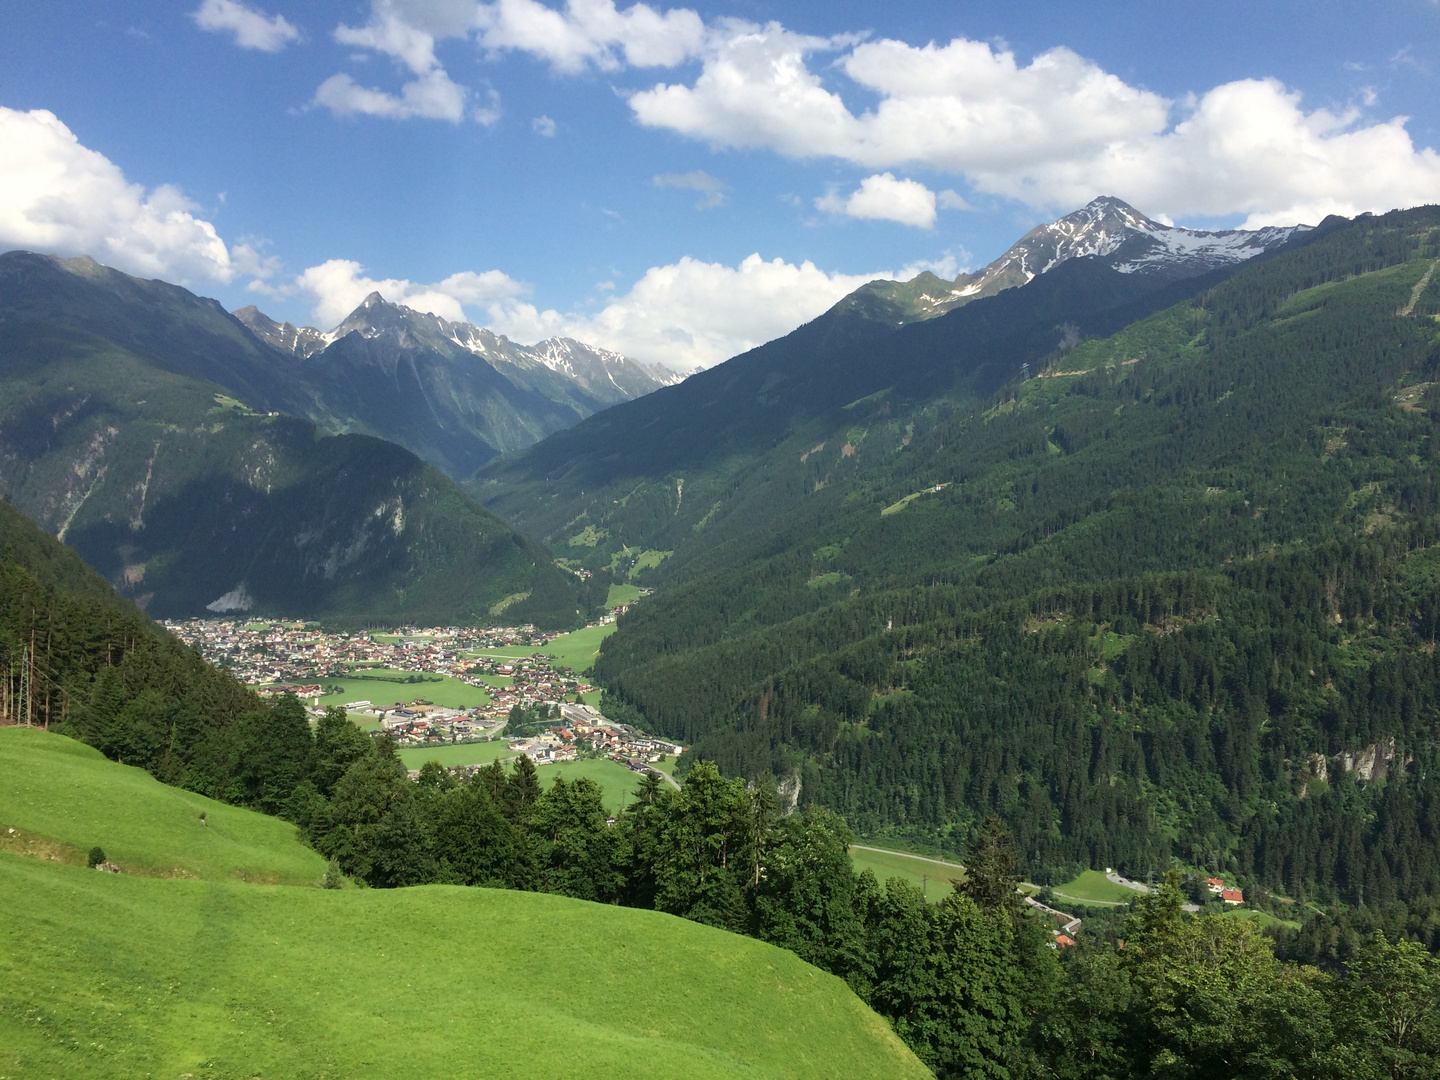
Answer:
[
  {"left": 858, "top": 196, "right": 1309, "bottom": 322},
  {"left": 234, "top": 294, "right": 682, "bottom": 478}
]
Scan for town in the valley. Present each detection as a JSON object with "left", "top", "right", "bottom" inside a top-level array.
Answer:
[{"left": 163, "top": 614, "right": 685, "bottom": 778}]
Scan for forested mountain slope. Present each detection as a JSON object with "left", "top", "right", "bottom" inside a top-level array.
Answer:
[
  {"left": 0, "top": 250, "right": 673, "bottom": 485},
  {"left": 236, "top": 293, "right": 679, "bottom": 478},
  {"left": 587, "top": 206, "right": 1440, "bottom": 901},
  {"left": 473, "top": 202, "right": 1322, "bottom": 565},
  {"left": 0, "top": 262, "right": 582, "bottom": 624}
]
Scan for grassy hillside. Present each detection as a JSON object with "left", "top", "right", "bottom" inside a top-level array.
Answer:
[
  {"left": 0, "top": 859, "right": 928, "bottom": 1080},
  {"left": 0, "top": 728, "right": 324, "bottom": 883},
  {"left": 0, "top": 730, "right": 928, "bottom": 1079}
]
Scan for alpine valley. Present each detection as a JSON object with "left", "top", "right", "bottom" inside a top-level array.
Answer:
[
  {"left": 6, "top": 195, "right": 1440, "bottom": 1079},
  {"left": 0, "top": 250, "right": 659, "bottom": 625},
  {"left": 480, "top": 198, "right": 1440, "bottom": 907}
]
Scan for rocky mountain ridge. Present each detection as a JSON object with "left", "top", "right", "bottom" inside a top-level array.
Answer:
[
  {"left": 855, "top": 195, "right": 1310, "bottom": 323},
  {"left": 235, "top": 294, "right": 681, "bottom": 403}
]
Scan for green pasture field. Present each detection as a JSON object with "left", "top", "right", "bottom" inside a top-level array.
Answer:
[
  {"left": 538, "top": 622, "right": 617, "bottom": 672},
  {"left": 315, "top": 670, "right": 491, "bottom": 710},
  {"left": 606, "top": 582, "right": 642, "bottom": 607},
  {"left": 1049, "top": 870, "right": 1143, "bottom": 904},
  {"left": 395, "top": 750, "right": 664, "bottom": 814},
  {"left": 540, "top": 758, "right": 660, "bottom": 813},
  {"left": 469, "top": 646, "right": 539, "bottom": 661},
  {"left": 849, "top": 845, "right": 960, "bottom": 901},
  {"left": 397, "top": 741, "right": 518, "bottom": 770},
  {"left": 0, "top": 859, "right": 929, "bottom": 1080},
  {"left": 0, "top": 728, "right": 324, "bottom": 884}
]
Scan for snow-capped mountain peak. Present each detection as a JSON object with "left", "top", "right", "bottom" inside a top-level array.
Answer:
[{"left": 859, "top": 196, "right": 1311, "bottom": 323}]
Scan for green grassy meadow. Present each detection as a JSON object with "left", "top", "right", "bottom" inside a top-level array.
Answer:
[
  {"left": 606, "top": 582, "right": 642, "bottom": 607},
  {"left": 316, "top": 669, "right": 491, "bottom": 710},
  {"left": 1049, "top": 870, "right": 1144, "bottom": 904},
  {"left": 538, "top": 622, "right": 618, "bottom": 672},
  {"left": 394, "top": 748, "right": 661, "bottom": 813},
  {"left": 0, "top": 731, "right": 927, "bottom": 1080},
  {"left": 849, "top": 845, "right": 960, "bottom": 901},
  {"left": 542, "top": 758, "right": 660, "bottom": 812},
  {"left": 0, "top": 728, "right": 324, "bottom": 884},
  {"left": 397, "top": 741, "right": 518, "bottom": 770}
]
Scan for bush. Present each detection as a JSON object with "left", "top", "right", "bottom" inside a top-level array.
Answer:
[{"left": 87, "top": 846, "right": 106, "bottom": 869}]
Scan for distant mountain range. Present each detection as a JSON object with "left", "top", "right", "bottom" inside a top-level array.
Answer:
[
  {"left": 0, "top": 251, "right": 598, "bottom": 626},
  {"left": 844, "top": 196, "right": 1309, "bottom": 324},
  {"left": 235, "top": 295, "right": 681, "bottom": 477},
  {"left": 474, "top": 196, "right": 1319, "bottom": 551}
]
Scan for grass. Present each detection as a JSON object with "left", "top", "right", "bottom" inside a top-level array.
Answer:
[
  {"left": 849, "top": 845, "right": 960, "bottom": 901},
  {"left": 395, "top": 750, "right": 666, "bottom": 814},
  {"left": 1050, "top": 870, "right": 1142, "bottom": 904},
  {"left": 0, "top": 728, "right": 324, "bottom": 884},
  {"left": 317, "top": 669, "right": 491, "bottom": 710},
  {"left": 630, "top": 549, "right": 672, "bottom": 576},
  {"left": 0, "top": 726, "right": 931, "bottom": 1078},
  {"left": 881, "top": 484, "right": 947, "bottom": 517},
  {"left": 542, "top": 758, "right": 659, "bottom": 813},
  {"left": 606, "top": 582, "right": 642, "bottom": 607},
  {"left": 0, "top": 857, "right": 928, "bottom": 1080},
  {"left": 538, "top": 622, "right": 618, "bottom": 672},
  {"left": 397, "top": 741, "right": 518, "bottom": 770}
]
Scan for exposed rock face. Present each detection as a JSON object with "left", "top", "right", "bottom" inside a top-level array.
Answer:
[{"left": 1341, "top": 738, "right": 1401, "bottom": 782}]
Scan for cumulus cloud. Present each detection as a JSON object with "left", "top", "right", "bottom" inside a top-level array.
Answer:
[
  {"left": 0, "top": 107, "right": 238, "bottom": 284},
  {"left": 313, "top": 3, "right": 475, "bottom": 122},
  {"left": 313, "top": 0, "right": 702, "bottom": 123},
  {"left": 294, "top": 247, "right": 937, "bottom": 369},
  {"left": 533, "top": 114, "right": 557, "bottom": 136},
  {"left": 816, "top": 173, "right": 938, "bottom": 227},
  {"left": 628, "top": 29, "right": 1440, "bottom": 225},
  {"left": 473, "top": 0, "right": 706, "bottom": 73},
  {"left": 192, "top": 0, "right": 301, "bottom": 52},
  {"left": 313, "top": 69, "right": 471, "bottom": 121},
  {"left": 296, "top": 259, "right": 530, "bottom": 327},
  {"left": 654, "top": 169, "right": 727, "bottom": 208}
]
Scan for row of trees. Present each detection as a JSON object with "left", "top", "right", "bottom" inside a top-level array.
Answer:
[{"left": 285, "top": 713, "right": 1440, "bottom": 1078}]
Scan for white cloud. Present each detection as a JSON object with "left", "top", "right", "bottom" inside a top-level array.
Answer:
[
  {"left": 628, "top": 29, "right": 1440, "bottom": 225},
  {"left": 533, "top": 114, "right": 557, "bottom": 136},
  {"left": 192, "top": 0, "right": 301, "bottom": 52},
  {"left": 296, "top": 259, "right": 530, "bottom": 327},
  {"left": 313, "top": 4, "right": 474, "bottom": 122},
  {"left": 313, "top": 69, "right": 470, "bottom": 121},
  {"left": 0, "top": 107, "right": 237, "bottom": 284},
  {"left": 654, "top": 169, "right": 727, "bottom": 208},
  {"left": 293, "top": 248, "right": 913, "bottom": 370},
  {"left": 314, "top": 0, "right": 704, "bottom": 123},
  {"left": 473, "top": 0, "right": 706, "bottom": 73},
  {"left": 816, "top": 173, "right": 937, "bottom": 228}
]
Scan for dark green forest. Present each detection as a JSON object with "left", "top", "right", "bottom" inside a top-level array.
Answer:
[
  {"left": 578, "top": 208, "right": 1440, "bottom": 911},
  {"left": 3, "top": 489, "right": 1440, "bottom": 1077}
]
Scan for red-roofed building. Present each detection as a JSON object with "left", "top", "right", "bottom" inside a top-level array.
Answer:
[
  {"left": 1054, "top": 934, "right": 1076, "bottom": 948},
  {"left": 1220, "top": 888, "right": 1244, "bottom": 905}
]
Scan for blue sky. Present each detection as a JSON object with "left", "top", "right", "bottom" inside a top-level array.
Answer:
[{"left": 2, "top": 0, "right": 1439, "bottom": 369}]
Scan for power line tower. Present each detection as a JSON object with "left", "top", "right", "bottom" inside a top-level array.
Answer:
[{"left": 18, "top": 643, "right": 31, "bottom": 727}]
